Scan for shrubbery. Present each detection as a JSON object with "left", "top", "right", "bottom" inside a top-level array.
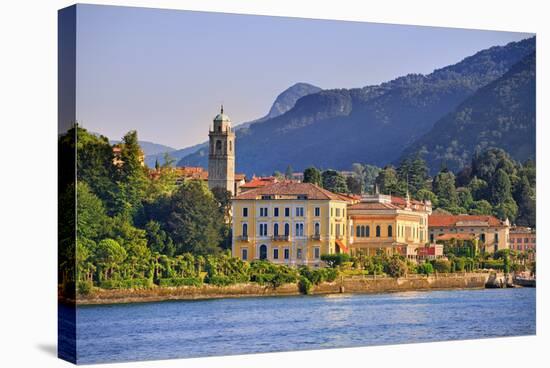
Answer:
[
  {"left": 77, "top": 280, "right": 93, "bottom": 295},
  {"left": 432, "top": 259, "right": 452, "bottom": 273},
  {"left": 417, "top": 262, "right": 434, "bottom": 275},
  {"left": 159, "top": 277, "right": 202, "bottom": 287},
  {"left": 298, "top": 276, "right": 312, "bottom": 295},
  {"left": 100, "top": 278, "right": 153, "bottom": 290}
]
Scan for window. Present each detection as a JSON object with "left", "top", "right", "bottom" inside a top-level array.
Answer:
[
  {"left": 314, "top": 222, "right": 320, "bottom": 236},
  {"left": 331, "top": 208, "right": 333, "bottom": 216},
  {"left": 315, "top": 207, "right": 320, "bottom": 216},
  {"left": 376, "top": 225, "right": 381, "bottom": 237},
  {"left": 274, "top": 207, "right": 279, "bottom": 217},
  {"left": 241, "top": 248, "right": 248, "bottom": 260},
  {"left": 274, "top": 223, "right": 279, "bottom": 236},
  {"left": 260, "top": 207, "right": 268, "bottom": 217},
  {"left": 295, "top": 223, "right": 304, "bottom": 237},
  {"left": 284, "top": 223, "right": 290, "bottom": 236},
  {"left": 284, "top": 207, "right": 290, "bottom": 217},
  {"left": 242, "top": 207, "right": 248, "bottom": 217},
  {"left": 216, "top": 140, "right": 222, "bottom": 151},
  {"left": 360, "top": 225, "right": 365, "bottom": 237},
  {"left": 517, "top": 238, "right": 523, "bottom": 243},
  {"left": 366, "top": 226, "right": 370, "bottom": 237},
  {"left": 356, "top": 225, "right": 360, "bottom": 237},
  {"left": 495, "top": 233, "right": 499, "bottom": 242},
  {"left": 297, "top": 248, "right": 303, "bottom": 259},
  {"left": 229, "top": 141, "right": 232, "bottom": 152},
  {"left": 524, "top": 238, "right": 529, "bottom": 243},
  {"left": 430, "top": 233, "right": 434, "bottom": 243},
  {"left": 259, "top": 223, "right": 268, "bottom": 237},
  {"left": 314, "top": 247, "right": 320, "bottom": 259},
  {"left": 336, "top": 208, "right": 341, "bottom": 217},
  {"left": 296, "top": 207, "right": 304, "bottom": 217},
  {"left": 259, "top": 245, "right": 267, "bottom": 260},
  {"left": 388, "top": 225, "right": 393, "bottom": 237},
  {"left": 284, "top": 248, "right": 290, "bottom": 260},
  {"left": 273, "top": 248, "right": 279, "bottom": 260},
  {"left": 242, "top": 223, "right": 248, "bottom": 237}
]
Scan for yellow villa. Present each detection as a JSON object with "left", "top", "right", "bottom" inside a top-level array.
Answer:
[
  {"left": 347, "top": 193, "right": 432, "bottom": 260},
  {"left": 231, "top": 182, "right": 353, "bottom": 266}
]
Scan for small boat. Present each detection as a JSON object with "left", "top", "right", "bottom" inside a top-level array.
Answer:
[{"left": 514, "top": 276, "right": 536, "bottom": 287}]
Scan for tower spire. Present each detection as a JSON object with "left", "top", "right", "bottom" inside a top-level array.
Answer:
[{"left": 221, "top": 104, "right": 224, "bottom": 114}]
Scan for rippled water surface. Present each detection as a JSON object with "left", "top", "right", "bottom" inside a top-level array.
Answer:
[{"left": 73, "top": 288, "right": 535, "bottom": 364}]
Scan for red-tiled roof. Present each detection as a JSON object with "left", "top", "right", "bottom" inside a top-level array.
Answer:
[
  {"left": 233, "top": 181, "right": 347, "bottom": 201},
  {"left": 429, "top": 215, "right": 503, "bottom": 227},
  {"left": 240, "top": 177, "right": 277, "bottom": 188}
]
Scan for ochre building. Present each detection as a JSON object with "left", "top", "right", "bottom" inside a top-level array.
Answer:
[{"left": 231, "top": 182, "right": 352, "bottom": 267}]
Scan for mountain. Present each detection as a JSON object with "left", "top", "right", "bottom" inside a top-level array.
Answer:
[
  {"left": 179, "top": 37, "right": 535, "bottom": 176},
  {"left": 399, "top": 51, "right": 535, "bottom": 174},
  {"left": 154, "top": 82, "right": 322, "bottom": 168}
]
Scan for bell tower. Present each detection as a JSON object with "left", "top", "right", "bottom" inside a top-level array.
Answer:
[{"left": 208, "top": 105, "right": 235, "bottom": 195}]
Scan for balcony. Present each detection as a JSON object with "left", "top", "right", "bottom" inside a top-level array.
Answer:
[
  {"left": 310, "top": 234, "right": 321, "bottom": 241},
  {"left": 237, "top": 235, "right": 249, "bottom": 242},
  {"left": 272, "top": 235, "right": 290, "bottom": 242}
]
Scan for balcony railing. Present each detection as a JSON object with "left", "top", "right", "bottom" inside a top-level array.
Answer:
[
  {"left": 237, "top": 235, "right": 249, "bottom": 242},
  {"left": 272, "top": 235, "right": 290, "bottom": 241},
  {"left": 310, "top": 234, "right": 321, "bottom": 241}
]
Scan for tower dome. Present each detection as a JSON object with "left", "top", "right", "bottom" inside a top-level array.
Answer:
[{"left": 213, "top": 105, "right": 231, "bottom": 123}]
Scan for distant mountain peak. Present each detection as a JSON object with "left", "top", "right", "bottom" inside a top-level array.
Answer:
[{"left": 266, "top": 82, "right": 322, "bottom": 120}]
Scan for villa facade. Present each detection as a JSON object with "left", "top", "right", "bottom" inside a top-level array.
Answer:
[{"left": 231, "top": 182, "right": 352, "bottom": 266}]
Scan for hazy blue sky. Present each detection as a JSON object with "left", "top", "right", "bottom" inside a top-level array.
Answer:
[{"left": 75, "top": 4, "right": 532, "bottom": 149}]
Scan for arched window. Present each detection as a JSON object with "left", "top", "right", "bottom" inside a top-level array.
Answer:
[
  {"left": 242, "top": 223, "right": 248, "bottom": 237},
  {"left": 284, "top": 223, "right": 290, "bottom": 236},
  {"left": 229, "top": 141, "right": 232, "bottom": 152},
  {"left": 274, "top": 223, "right": 279, "bottom": 236},
  {"left": 356, "top": 225, "right": 360, "bottom": 237},
  {"left": 215, "top": 140, "right": 222, "bottom": 152},
  {"left": 314, "top": 223, "right": 320, "bottom": 236},
  {"left": 360, "top": 225, "right": 365, "bottom": 237},
  {"left": 259, "top": 244, "right": 267, "bottom": 260},
  {"left": 388, "top": 225, "right": 393, "bottom": 237},
  {"left": 376, "top": 225, "right": 381, "bottom": 237},
  {"left": 366, "top": 226, "right": 370, "bottom": 237}
]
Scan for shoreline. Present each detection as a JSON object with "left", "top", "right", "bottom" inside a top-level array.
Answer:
[{"left": 66, "top": 272, "right": 494, "bottom": 306}]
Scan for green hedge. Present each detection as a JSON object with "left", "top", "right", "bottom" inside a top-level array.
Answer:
[
  {"left": 100, "top": 278, "right": 154, "bottom": 290},
  {"left": 77, "top": 280, "right": 93, "bottom": 295},
  {"left": 206, "top": 274, "right": 249, "bottom": 286},
  {"left": 158, "top": 277, "right": 202, "bottom": 287}
]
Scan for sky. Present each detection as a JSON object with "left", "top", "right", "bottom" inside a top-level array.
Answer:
[{"left": 74, "top": 4, "right": 532, "bottom": 149}]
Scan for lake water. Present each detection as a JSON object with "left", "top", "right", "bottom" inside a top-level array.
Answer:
[{"left": 71, "top": 288, "right": 535, "bottom": 364}]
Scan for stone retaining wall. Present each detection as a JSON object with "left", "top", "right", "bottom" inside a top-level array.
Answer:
[{"left": 75, "top": 273, "right": 491, "bottom": 305}]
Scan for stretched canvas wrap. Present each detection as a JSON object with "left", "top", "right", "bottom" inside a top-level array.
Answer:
[{"left": 58, "top": 3, "right": 537, "bottom": 364}]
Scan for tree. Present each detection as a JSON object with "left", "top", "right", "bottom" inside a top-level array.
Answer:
[
  {"left": 490, "top": 169, "right": 513, "bottom": 205},
  {"left": 285, "top": 165, "right": 294, "bottom": 179},
  {"left": 468, "top": 176, "right": 488, "bottom": 201},
  {"left": 457, "top": 187, "right": 474, "bottom": 210},
  {"left": 95, "top": 239, "right": 127, "bottom": 280},
  {"left": 397, "top": 155, "right": 429, "bottom": 196},
  {"left": 433, "top": 169, "right": 458, "bottom": 208},
  {"left": 322, "top": 170, "right": 349, "bottom": 193},
  {"left": 76, "top": 182, "right": 109, "bottom": 242},
  {"left": 112, "top": 131, "right": 148, "bottom": 219},
  {"left": 363, "top": 164, "right": 381, "bottom": 193},
  {"left": 165, "top": 180, "right": 224, "bottom": 255},
  {"left": 470, "top": 200, "right": 493, "bottom": 215},
  {"left": 321, "top": 253, "right": 350, "bottom": 268},
  {"left": 385, "top": 255, "right": 408, "bottom": 277},
  {"left": 303, "top": 167, "right": 322, "bottom": 187},
  {"left": 514, "top": 175, "right": 536, "bottom": 227},
  {"left": 346, "top": 175, "right": 363, "bottom": 194},
  {"left": 416, "top": 189, "right": 438, "bottom": 206},
  {"left": 375, "top": 166, "right": 404, "bottom": 196}
]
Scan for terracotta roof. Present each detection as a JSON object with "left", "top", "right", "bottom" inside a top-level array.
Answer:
[
  {"left": 429, "top": 215, "right": 503, "bottom": 227},
  {"left": 390, "top": 196, "right": 424, "bottom": 207},
  {"left": 240, "top": 176, "right": 277, "bottom": 188},
  {"left": 233, "top": 181, "right": 346, "bottom": 201},
  {"left": 235, "top": 174, "right": 246, "bottom": 181}
]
